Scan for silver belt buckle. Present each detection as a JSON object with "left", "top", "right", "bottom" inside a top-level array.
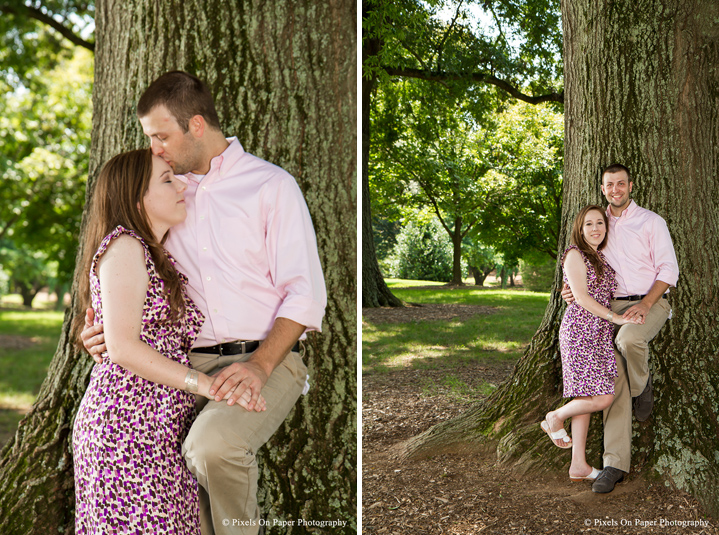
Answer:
[{"left": 240, "top": 341, "right": 247, "bottom": 354}]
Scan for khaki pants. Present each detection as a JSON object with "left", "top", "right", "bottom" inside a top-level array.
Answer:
[
  {"left": 602, "top": 298, "right": 671, "bottom": 472},
  {"left": 182, "top": 349, "right": 307, "bottom": 535}
]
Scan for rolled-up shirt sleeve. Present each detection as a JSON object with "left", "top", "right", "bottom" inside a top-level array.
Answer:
[
  {"left": 651, "top": 217, "right": 679, "bottom": 288},
  {"left": 265, "top": 177, "right": 327, "bottom": 333}
]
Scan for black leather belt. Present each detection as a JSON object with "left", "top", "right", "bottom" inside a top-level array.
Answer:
[
  {"left": 615, "top": 294, "right": 668, "bottom": 301},
  {"left": 193, "top": 340, "right": 300, "bottom": 356}
]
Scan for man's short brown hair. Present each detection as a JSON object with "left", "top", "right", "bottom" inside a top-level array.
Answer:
[
  {"left": 137, "top": 71, "right": 221, "bottom": 132},
  {"left": 602, "top": 163, "right": 631, "bottom": 181}
]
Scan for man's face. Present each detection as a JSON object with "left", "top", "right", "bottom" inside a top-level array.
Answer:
[
  {"left": 139, "top": 105, "right": 203, "bottom": 175},
  {"left": 601, "top": 170, "right": 633, "bottom": 213}
]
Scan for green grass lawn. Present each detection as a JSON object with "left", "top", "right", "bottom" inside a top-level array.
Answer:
[
  {"left": 362, "top": 279, "right": 551, "bottom": 374},
  {"left": 0, "top": 304, "right": 65, "bottom": 444}
]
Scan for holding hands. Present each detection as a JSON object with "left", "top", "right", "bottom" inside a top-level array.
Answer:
[
  {"left": 561, "top": 284, "right": 645, "bottom": 325},
  {"left": 209, "top": 360, "right": 268, "bottom": 412},
  {"left": 612, "top": 311, "right": 644, "bottom": 325},
  {"left": 80, "top": 308, "right": 266, "bottom": 411}
]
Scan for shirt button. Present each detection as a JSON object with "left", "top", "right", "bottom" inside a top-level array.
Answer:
[
  {"left": 203, "top": 247, "right": 207, "bottom": 251},
  {"left": 214, "top": 309, "right": 218, "bottom": 313},
  {"left": 200, "top": 215, "right": 205, "bottom": 220},
  {"left": 206, "top": 276, "right": 211, "bottom": 281},
  {"left": 202, "top": 186, "right": 207, "bottom": 190}
]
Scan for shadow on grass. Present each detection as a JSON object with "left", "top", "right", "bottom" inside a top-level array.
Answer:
[{"left": 362, "top": 285, "right": 551, "bottom": 373}]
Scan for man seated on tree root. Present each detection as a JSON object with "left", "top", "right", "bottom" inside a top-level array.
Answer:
[
  {"left": 562, "top": 163, "right": 678, "bottom": 494},
  {"left": 81, "top": 71, "right": 327, "bottom": 535}
]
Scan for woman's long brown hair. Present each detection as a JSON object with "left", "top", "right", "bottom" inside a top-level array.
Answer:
[
  {"left": 71, "top": 149, "right": 185, "bottom": 350},
  {"left": 569, "top": 204, "right": 609, "bottom": 280}
]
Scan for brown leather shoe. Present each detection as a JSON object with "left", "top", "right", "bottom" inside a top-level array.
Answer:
[
  {"left": 592, "top": 466, "right": 626, "bottom": 493},
  {"left": 633, "top": 373, "right": 653, "bottom": 422}
]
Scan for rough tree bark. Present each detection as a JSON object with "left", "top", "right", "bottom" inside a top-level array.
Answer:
[
  {"left": 0, "top": 1, "right": 357, "bottom": 533},
  {"left": 401, "top": 0, "right": 719, "bottom": 518},
  {"left": 362, "top": 12, "right": 403, "bottom": 308}
]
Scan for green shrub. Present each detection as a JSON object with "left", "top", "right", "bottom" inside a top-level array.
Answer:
[
  {"left": 519, "top": 253, "right": 557, "bottom": 292},
  {"left": 390, "top": 219, "right": 453, "bottom": 282}
]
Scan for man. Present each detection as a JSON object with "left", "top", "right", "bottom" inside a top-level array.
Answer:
[
  {"left": 563, "top": 163, "right": 678, "bottom": 494},
  {"left": 82, "top": 71, "right": 327, "bottom": 534}
]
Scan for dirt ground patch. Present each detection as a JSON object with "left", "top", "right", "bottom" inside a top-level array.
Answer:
[
  {"left": 363, "top": 367, "right": 717, "bottom": 534},
  {"left": 362, "top": 304, "right": 496, "bottom": 325}
]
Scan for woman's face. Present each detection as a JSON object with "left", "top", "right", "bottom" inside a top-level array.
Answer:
[
  {"left": 142, "top": 155, "right": 187, "bottom": 240},
  {"left": 582, "top": 209, "right": 606, "bottom": 250}
]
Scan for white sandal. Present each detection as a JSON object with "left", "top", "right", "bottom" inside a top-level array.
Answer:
[
  {"left": 570, "top": 467, "right": 601, "bottom": 481},
  {"left": 540, "top": 420, "right": 572, "bottom": 449}
]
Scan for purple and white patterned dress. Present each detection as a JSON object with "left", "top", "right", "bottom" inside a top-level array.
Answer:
[
  {"left": 72, "top": 225, "right": 203, "bottom": 534},
  {"left": 559, "top": 245, "right": 618, "bottom": 397}
]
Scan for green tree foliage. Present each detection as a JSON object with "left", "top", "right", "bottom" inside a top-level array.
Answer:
[
  {"left": 0, "top": 241, "right": 55, "bottom": 306},
  {"left": 362, "top": 0, "right": 564, "bottom": 305},
  {"left": 371, "top": 77, "right": 497, "bottom": 284},
  {"left": 390, "top": 218, "right": 454, "bottom": 282},
  {"left": 475, "top": 101, "right": 563, "bottom": 261},
  {"left": 371, "top": 86, "right": 562, "bottom": 286},
  {"left": 0, "top": 46, "right": 92, "bottom": 302},
  {"left": 462, "top": 239, "right": 498, "bottom": 286},
  {"left": 0, "top": 0, "right": 94, "bottom": 90},
  {"left": 364, "top": 0, "right": 563, "bottom": 102}
]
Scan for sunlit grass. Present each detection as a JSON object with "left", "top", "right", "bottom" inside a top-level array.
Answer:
[
  {"left": 362, "top": 282, "right": 550, "bottom": 373},
  {"left": 0, "top": 309, "right": 65, "bottom": 409},
  {"left": 385, "top": 278, "right": 449, "bottom": 288}
]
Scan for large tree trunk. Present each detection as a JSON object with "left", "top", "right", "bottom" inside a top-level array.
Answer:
[
  {"left": 0, "top": 1, "right": 356, "bottom": 533},
  {"left": 450, "top": 217, "right": 464, "bottom": 285},
  {"left": 402, "top": 0, "right": 719, "bottom": 518},
  {"left": 361, "top": 2, "right": 403, "bottom": 308}
]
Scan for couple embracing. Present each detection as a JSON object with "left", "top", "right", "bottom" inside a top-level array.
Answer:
[
  {"left": 70, "top": 71, "right": 327, "bottom": 534},
  {"left": 541, "top": 164, "right": 678, "bottom": 494}
]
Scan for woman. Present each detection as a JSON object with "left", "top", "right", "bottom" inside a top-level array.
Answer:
[
  {"left": 71, "top": 149, "right": 262, "bottom": 533},
  {"left": 540, "top": 204, "right": 640, "bottom": 481}
]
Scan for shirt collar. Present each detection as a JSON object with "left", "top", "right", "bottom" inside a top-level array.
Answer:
[
  {"left": 606, "top": 199, "right": 637, "bottom": 219},
  {"left": 184, "top": 137, "right": 245, "bottom": 184}
]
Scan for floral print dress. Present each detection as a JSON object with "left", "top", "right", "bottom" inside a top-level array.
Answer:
[
  {"left": 73, "top": 225, "right": 204, "bottom": 534},
  {"left": 559, "top": 245, "right": 618, "bottom": 397}
]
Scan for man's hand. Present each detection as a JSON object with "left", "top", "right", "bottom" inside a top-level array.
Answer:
[
  {"left": 209, "top": 360, "right": 269, "bottom": 411},
  {"left": 201, "top": 372, "right": 266, "bottom": 412},
  {"left": 81, "top": 308, "right": 107, "bottom": 364},
  {"left": 623, "top": 301, "right": 650, "bottom": 324},
  {"left": 561, "top": 283, "right": 575, "bottom": 305}
]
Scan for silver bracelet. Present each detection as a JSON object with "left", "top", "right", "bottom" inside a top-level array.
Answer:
[
  {"left": 606, "top": 311, "right": 614, "bottom": 322},
  {"left": 184, "top": 369, "right": 199, "bottom": 393}
]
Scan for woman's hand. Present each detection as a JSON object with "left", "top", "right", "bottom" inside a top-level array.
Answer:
[{"left": 614, "top": 313, "right": 644, "bottom": 326}]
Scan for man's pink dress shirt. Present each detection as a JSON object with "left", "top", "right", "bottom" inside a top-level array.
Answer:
[
  {"left": 165, "top": 138, "right": 327, "bottom": 348},
  {"left": 602, "top": 200, "right": 679, "bottom": 298}
]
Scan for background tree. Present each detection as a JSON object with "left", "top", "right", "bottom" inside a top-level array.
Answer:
[
  {"left": 362, "top": 0, "right": 564, "bottom": 306},
  {"left": 462, "top": 239, "right": 498, "bottom": 286},
  {"left": 476, "top": 101, "right": 563, "bottom": 262},
  {"left": 372, "top": 78, "right": 496, "bottom": 284},
  {"left": 0, "top": 1, "right": 357, "bottom": 533},
  {"left": 0, "top": 243, "right": 55, "bottom": 307},
  {"left": 0, "top": 47, "right": 92, "bottom": 305},
  {"left": 400, "top": 0, "right": 719, "bottom": 518}
]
